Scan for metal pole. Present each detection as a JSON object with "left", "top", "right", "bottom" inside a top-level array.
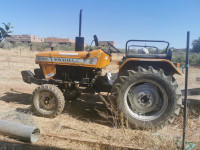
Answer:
[
  {"left": 79, "top": 9, "right": 82, "bottom": 37},
  {"left": 182, "top": 31, "right": 190, "bottom": 150},
  {"left": 0, "top": 119, "right": 40, "bottom": 143}
]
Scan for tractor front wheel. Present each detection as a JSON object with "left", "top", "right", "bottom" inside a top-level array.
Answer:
[
  {"left": 112, "top": 66, "right": 182, "bottom": 129},
  {"left": 32, "top": 84, "right": 65, "bottom": 118}
]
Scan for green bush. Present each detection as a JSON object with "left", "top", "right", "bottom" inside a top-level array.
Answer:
[
  {"left": 13, "top": 41, "right": 29, "bottom": 48},
  {"left": 172, "top": 50, "right": 200, "bottom": 67},
  {"left": 0, "top": 41, "right": 76, "bottom": 51},
  {"left": 30, "top": 42, "right": 49, "bottom": 51},
  {"left": 55, "top": 43, "right": 74, "bottom": 51},
  {"left": 0, "top": 41, "right": 13, "bottom": 49},
  {"left": 189, "top": 53, "right": 200, "bottom": 66},
  {"left": 172, "top": 50, "right": 186, "bottom": 65},
  {"left": 191, "top": 37, "right": 200, "bottom": 53}
]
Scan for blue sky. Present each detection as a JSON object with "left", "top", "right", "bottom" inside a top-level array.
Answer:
[{"left": 1, "top": 0, "right": 200, "bottom": 48}]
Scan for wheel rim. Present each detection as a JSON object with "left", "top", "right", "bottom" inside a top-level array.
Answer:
[
  {"left": 36, "top": 91, "right": 57, "bottom": 113},
  {"left": 124, "top": 80, "right": 168, "bottom": 121}
]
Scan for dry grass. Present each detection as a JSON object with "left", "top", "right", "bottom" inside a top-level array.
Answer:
[{"left": 0, "top": 48, "right": 200, "bottom": 149}]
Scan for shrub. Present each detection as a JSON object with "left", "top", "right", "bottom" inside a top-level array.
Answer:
[
  {"left": 172, "top": 50, "right": 200, "bottom": 67},
  {"left": 13, "top": 41, "right": 29, "bottom": 48},
  {"left": 189, "top": 53, "right": 200, "bottom": 66},
  {"left": 172, "top": 50, "right": 186, "bottom": 66},
  {"left": 31, "top": 42, "right": 49, "bottom": 51},
  {"left": 55, "top": 43, "right": 74, "bottom": 51},
  {"left": 191, "top": 37, "right": 200, "bottom": 53},
  {"left": 0, "top": 41, "right": 13, "bottom": 49},
  {"left": 0, "top": 41, "right": 76, "bottom": 51}
]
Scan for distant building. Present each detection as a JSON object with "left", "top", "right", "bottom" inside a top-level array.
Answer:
[
  {"left": 5, "top": 35, "right": 44, "bottom": 43},
  {"left": 5, "top": 35, "right": 87, "bottom": 48},
  {"left": 44, "top": 37, "right": 75, "bottom": 46},
  {"left": 99, "top": 41, "right": 115, "bottom": 47}
]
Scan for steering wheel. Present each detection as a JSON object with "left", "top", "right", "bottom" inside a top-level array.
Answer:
[
  {"left": 93, "top": 35, "right": 99, "bottom": 46},
  {"left": 107, "top": 42, "right": 122, "bottom": 54}
]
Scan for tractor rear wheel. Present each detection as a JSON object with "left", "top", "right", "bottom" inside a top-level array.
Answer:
[
  {"left": 32, "top": 84, "right": 65, "bottom": 118},
  {"left": 111, "top": 66, "right": 182, "bottom": 129}
]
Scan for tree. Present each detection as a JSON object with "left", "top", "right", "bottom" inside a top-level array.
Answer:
[
  {"left": 0, "top": 22, "right": 14, "bottom": 42},
  {"left": 191, "top": 37, "right": 200, "bottom": 53}
]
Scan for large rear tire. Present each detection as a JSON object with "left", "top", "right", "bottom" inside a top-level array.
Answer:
[
  {"left": 32, "top": 84, "right": 65, "bottom": 118},
  {"left": 111, "top": 66, "right": 182, "bottom": 129}
]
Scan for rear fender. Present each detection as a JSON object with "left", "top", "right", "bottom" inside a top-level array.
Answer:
[{"left": 119, "top": 58, "right": 182, "bottom": 76}]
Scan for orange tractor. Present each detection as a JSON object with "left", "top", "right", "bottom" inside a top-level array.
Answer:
[{"left": 21, "top": 10, "right": 182, "bottom": 129}]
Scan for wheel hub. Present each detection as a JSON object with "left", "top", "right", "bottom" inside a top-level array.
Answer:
[
  {"left": 128, "top": 83, "right": 161, "bottom": 115},
  {"left": 137, "top": 93, "right": 152, "bottom": 107},
  {"left": 44, "top": 97, "right": 50, "bottom": 105},
  {"left": 39, "top": 92, "right": 56, "bottom": 110}
]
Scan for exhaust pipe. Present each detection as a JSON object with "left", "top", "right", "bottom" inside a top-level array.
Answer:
[
  {"left": 0, "top": 119, "right": 40, "bottom": 143},
  {"left": 75, "top": 9, "right": 84, "bottom": 51}
]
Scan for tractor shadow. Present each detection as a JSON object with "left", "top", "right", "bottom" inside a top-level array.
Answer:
[
  {"left": 0, "top": 89, "right": 32, "bottom": 105},
  {"left": 3, "top": 89, "right": 200, "bottom": 127},
  {"left": 0, "top": 89, "right": 115, "bottom": 127},
  {"left": 64, "top": 94, "right": 115, "bottom": 127}
]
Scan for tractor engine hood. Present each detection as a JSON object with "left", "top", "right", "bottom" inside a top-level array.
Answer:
[{"left": 35, "top": 49, "right": 111, "bottom": 69}]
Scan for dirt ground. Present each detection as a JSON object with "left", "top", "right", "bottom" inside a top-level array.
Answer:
[{"left": 0, "top": 48, "right": 200, "bottom": 150}]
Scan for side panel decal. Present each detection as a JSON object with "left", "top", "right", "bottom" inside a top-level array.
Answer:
[
  {"left": 36, "top": 56, "right": 98, "bottom": 65},
  {"left": 46, "top": 72, "right": 54, "bottom": 78}
]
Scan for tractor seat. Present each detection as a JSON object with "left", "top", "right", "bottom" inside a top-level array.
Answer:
[{"left": 126, "top": 49, "right": 173, "bottom": 60}]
